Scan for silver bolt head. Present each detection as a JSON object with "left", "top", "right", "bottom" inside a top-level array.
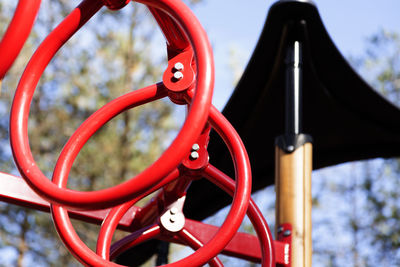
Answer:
[
  {"left": 283, "top": 230, "right": 291, "bottom": 237},
  {"left": 287, "top": 145, "right": 294, "bottom": 152},
  {"left": 190, "top": 151, "right": 199, "bottom": 160},
  {"left": 173, "top": 71, "right": 184, "bottom": 80},
  {"left": 277, "top": 226, "right": 284, "bottom": 233},
  {"left": 192, "top": 143, "right": 200, "bottom": 151},
  {"left": 174, "top": 62, "right": 184, "bottom": 71}
]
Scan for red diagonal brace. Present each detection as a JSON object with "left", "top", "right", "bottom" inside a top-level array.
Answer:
[{"left": 0, "top": 172, "right": 137, "bottom": 231}]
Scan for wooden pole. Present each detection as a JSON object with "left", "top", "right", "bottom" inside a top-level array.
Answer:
[{"left": 275, "top": 142, "right": 312, "bottom": 267}]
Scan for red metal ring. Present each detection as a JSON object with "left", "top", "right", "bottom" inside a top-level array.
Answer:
[
  {"left": 51, "top": 168, "right": 181, "bottom": 266},
  {"left": 10, "top": 0, "right": 214, "bottom": 210},
  {"left": 99, "top": 105, "right": 254, "bottom": 267},
  {"left": 50, "top": 100, "right": 251, "bottom": 266},
  {"left": 0, "top": 0, "right": 41, "bottom": 80}
]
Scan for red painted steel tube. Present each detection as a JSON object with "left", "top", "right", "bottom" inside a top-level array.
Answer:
[
  {"left": 102, "top": 0, "right": 130, "bottom": 10},
  {"left": 52, "top": 167, "right": 180, "bottom": 267},
  {"left": 95, "top": 168, "right": 181, "bottom": 259},
  {"left": 0, "top": 0, "right": 41, "bottom": 80},
  {"left": 176, "top": 228, "right": 224, "bottom": 267},
  {"left": 203, "top": 164, "right": 276, "bottom": 267},
  {"left": 148, "top": 7, "right": 189, "bottom": 51},
  {"left": 10, "top": 0, "right": 214, "bottom": 210},
  {"left": 0, "top": 172, "right": 138, "bottom": 231},
  {"left": 0, "top": 171, "right": 277, "bottom": 264},
  {"left": 109, "top": 224, "right": 161, "bottom": 260},
  {"left": 52, "top": 83, "right": 168, "bottom": 206},
  {"left": 91, "top": 103, "right": 251, "bottom": 266},
  {"left": 108, "top": 226, "right": 225, "bottom": 267}
]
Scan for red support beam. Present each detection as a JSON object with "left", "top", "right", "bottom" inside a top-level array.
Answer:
[
  {"left": 0, "top": 171, "right": 288, "bottom": 264},
  {"left": 0, "top": 172, "right": 137, "bottom": 231}
]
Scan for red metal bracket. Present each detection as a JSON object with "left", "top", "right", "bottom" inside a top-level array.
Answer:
[
  {"left": 163, "top": 48, "right": 196, "bottom": 104},
  {"left": 276, "top": 223, "right": 292, "bottom": 266}
]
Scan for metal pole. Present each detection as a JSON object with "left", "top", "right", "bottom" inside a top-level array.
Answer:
[
  {"left": 285, "top": 41, "right": 302, "bottom": 135},
  {"left": 275, "top": 40, "right": 313, "bottom": 267}
]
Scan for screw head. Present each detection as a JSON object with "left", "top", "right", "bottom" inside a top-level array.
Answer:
[
  {"left": 287, "top": 145, "right": 294, "bottom": 152},
  {"left": 192, "top": 143, "right": 200, "bottom": 151},
  {"left": 174, "top": 62, "right": 184, "bottom": 71},
  {"left": 277, "top": 226, "right": 284, "bottom": 233},
  {"left": 283, "top": 230, "right": 291, "bottom": 237},
  {"left": 190, "top": 151, "right": 199, "bottom": 160},
  {"left": 173, "top": 71, "right": 184, "bottom": 80}
]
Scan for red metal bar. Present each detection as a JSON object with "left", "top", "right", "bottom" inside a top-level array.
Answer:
[
  {"left": 183, "top": 219, "right": 289, "bottom": 265},
  {"left": 69, "top": 98, "right": 252, "bottom": 266},
  {"left": 148, "top": 7, "right": 189, "bottom": 51},
  {"left": 0, "top": 0, "right": 41, "bottom": 80},
  {"left": 0, "top": 172, "right": 137, "bottom": 231},
  {"left": 109, "top": 224, "right": 161, "bottom": 260},
  {"left": 203, "top": 163, "right": 276, "bottom": 266},
  {"left": 10, "top": 0, "right": 214, "bottom": 211},
  {"left": 53, "top": 167, "right": 180, "bottom": 267},
  {"left": 177, "top": 228, "right": 224, "bottom": 267},
  {"left": 0, "top": 171, "right": 284, "bottom": 265},
  {"left": 102, "top": 0, "right": 130, "bottom": 10}
]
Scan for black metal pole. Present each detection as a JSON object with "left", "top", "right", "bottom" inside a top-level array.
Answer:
[
  {"left": 276, "top": 40, "right": 311, "bottom": 153},
  {"left": 285, "top": 40, "right": 303, "bottom": 135}
]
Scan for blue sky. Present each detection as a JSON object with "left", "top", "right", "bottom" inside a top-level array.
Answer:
[{"left": 189, "top": 0, "right": 400, "bottom": 109}]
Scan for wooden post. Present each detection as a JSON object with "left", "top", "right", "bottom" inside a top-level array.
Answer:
[{"left": 275, "top": 142, "right": 312, "bottom": 267}]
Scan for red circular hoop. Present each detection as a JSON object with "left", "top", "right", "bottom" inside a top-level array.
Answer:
[
  {"left": 10, "top": 0, "right": 214, "bottom": 209},
  {"left": 0, "top": 0, "right": 41, "bottom": 80},
  {"left": 51, "top": 98, "right": 252, "bottom": 266}
]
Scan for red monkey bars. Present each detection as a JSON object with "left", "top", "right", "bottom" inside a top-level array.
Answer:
[
  {"left": 1, "top": 0, "right": 284, "bottom": 266},
  {"left": 2, "top": 0, "right": 398, "bottom": 266}
]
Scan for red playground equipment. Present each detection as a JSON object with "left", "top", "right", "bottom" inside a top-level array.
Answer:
[{"left": 1, "top": 0, "right": 400, "bottom": 266}]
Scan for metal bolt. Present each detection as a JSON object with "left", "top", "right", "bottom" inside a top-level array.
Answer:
[
  {"left": 192, "top": 143, "right": 200, "bottom": 151},
  {"left": 170, "top": 207, "right": 178, "bottom": 215},
  {"left": 283, "top": 230, "right": 291, "bottom": 237},
  {"left": 169, "top": 216, "right": 176, "bottom": 223},
  {"left": 174, "top": 62, "right": 184, "bottom": 71},
  {"left": 287, "top": 145, "right": 294, "bottom": 152},
  {"left": 173, "top": 71, "right": 184, "bottom": 80},
  {"left": 190, "top": 151, "right": 199, "bottom": 160},
  {"left": 277, "top": 226, "right": 284, "bottom": 234}
]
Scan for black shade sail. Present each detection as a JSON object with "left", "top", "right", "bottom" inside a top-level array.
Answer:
[{"left": 184, "top": 0, "right": 400, "bottom": 220}]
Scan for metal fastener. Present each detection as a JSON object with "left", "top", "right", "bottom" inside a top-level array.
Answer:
[
  {"left": 174, "top": 62, "right": 184, "bottom": 71},
  {"left": 283, "top": 229, "right": 291, "bottom": 237},
  {"left": 192, "top": 143, "right": 200, "bottom": 151},
  {"left": 173, "top": 71, "right": 184, "bottom": 80},
  {"left": 190, "top": 151, "right": 199, "bottom": 160}
]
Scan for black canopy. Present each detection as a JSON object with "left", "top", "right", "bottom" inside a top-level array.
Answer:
[{"left": 184, "top": 0, "right": 400, "bottom": 220}]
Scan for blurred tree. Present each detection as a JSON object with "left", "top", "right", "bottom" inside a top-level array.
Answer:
[
  {"left": 312, "top": 30, "right": 400, "bottom": 266},
  {"left": 0, "top": 0, "right": 200, "bottom": 265}
]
